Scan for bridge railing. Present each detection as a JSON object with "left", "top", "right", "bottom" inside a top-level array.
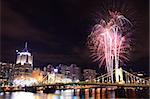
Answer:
[
  {"left": 94, "top": 69, "right": 116, "bottom": 83},
  {"left": 94, "top": 69, "right": 150, "bottom": 85},
  {"left": 122, "top": 70, "right": 149, "bottom": 85}
]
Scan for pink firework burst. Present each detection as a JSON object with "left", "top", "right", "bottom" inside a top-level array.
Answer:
[{"left": 87, "top": 11, "right": 132, "bottom": 77}]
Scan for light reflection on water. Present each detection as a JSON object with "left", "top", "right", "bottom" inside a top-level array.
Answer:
[
  {"left": 11, "top": 92, "right": 34, "bottom": 99},
  {"left": 0, "top": 88, "right": 149, "bottom": 99}
]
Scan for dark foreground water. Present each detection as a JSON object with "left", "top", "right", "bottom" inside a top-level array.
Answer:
[{"left": 0, "top": 88, "right": 149, "bottom": 99}]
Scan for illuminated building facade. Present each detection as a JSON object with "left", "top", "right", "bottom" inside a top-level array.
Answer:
[
  {"left": 83, "top": 69, "right": 97, "bottom": 81},
  {"left": 59, "top": 64, "right": 70, "bottom": 78},
  {"left": 14, "top": 42, "right": 33, "bottom": 77},
  {"left": 16, "top": 42, "right": 33, "bottom": 66},
  {"left": 44, "top": 64, "right": 81, "bottom": 82},
  {"left": 69, "top": 64, "right": 81, "bottom": 81},
  {"left": 0, "top": 62, "right": 15, "bottom": 82}
]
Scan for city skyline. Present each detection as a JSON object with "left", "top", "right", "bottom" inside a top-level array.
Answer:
[
  {"left": 1, "top": 0, "right": 149, "bottom": 73},
  {"left": 0, "top": 0, "right": 149, "bottom": 98}
]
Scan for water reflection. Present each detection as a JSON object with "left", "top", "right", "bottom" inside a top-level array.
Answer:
[
  {"left": 0, "top": 88, "right": 149, "bottom": 99},
  {"left": 11, "top": 92, "right": 34, "bottom": 99}
]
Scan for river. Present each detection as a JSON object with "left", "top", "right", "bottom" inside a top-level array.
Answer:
[{"left": 0, "top": 88, "right": 149, "bottom": 99}]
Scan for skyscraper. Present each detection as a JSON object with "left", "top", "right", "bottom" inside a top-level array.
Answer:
[
  {"left": 16, "top": 42, "right": 33, "bottom": 66},
  {"left": 14, "top": 42, "right": 33, "bottom": 77}
]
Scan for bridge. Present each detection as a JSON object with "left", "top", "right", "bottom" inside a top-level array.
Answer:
[
  {"left": 0, "top": 68, "right": 149, "bottom": 92},
  {"left": 40, "top": 68, "right": 149, "bottom": 86},
  {"left": 94, "top": 68, "right": 149, "bottom": 85}
]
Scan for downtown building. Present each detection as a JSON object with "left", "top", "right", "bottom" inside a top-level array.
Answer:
[
  {"left": 14, "top": 42, "right": 33, "bottom": 77},
  {"left": 69, "top": 64, "right": 81, "bottom": 81},
  {"left": 58, "top": 64, "right": 81, "bottom": 81},
  {"left": 0, "top": 62, "right": 15, "bottom": 82},
  {"left": 83, "top": 69, "right": 97, "bottom": 82},
  {"left": 45, "top": 63, "right": 81, "bottom": 82}
]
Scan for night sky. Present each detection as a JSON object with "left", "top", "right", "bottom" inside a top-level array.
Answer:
[{"left": 0, "top": 0, "right": 149, "bottom": 73}]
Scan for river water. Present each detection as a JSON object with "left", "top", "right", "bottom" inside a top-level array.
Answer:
[{"left": 0, "top": 88, "right": 149, "bottom": 99}]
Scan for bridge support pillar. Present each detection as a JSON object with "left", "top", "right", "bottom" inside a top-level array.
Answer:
[
  {"left": 80, "top": 88, "right": 85, "bottom": 98},
  {"left": 115, "top": 67, "right": 125, "bottom": 84},
  {"left": 100, "top": 88, "right": 102, "bottom": 98},
  {"left": 94, "top": 88, "right": 97, "bottom": 95},
  {"left": 73, "top": 89, "right": 76, "bottom": 96}
]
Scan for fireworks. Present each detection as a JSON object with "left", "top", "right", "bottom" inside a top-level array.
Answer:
[{"left": 88, "top": 11, "right": 132, "bottom": 81}]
